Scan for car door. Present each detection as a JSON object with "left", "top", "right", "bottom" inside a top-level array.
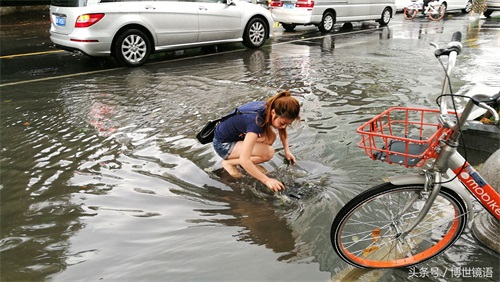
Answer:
[
  {"left": 346, "top": 0, "right": 372, "bottom": 19},
  {"left": 139, "top": 0, "right": 199, "bottom": 47},
  {"left": 197, "top": 0, "right": 242, "bottom": 42},
  {"left": 444, "top": 0, "right": 461, "bottom": 10},
  {"left": 370, "top": 0, "right": 392, "bottom": 17}
]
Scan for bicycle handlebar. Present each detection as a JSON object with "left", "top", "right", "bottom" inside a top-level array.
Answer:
[
  {"left": 436, "top": 32, "right": 499, "bottom": 140},
  {"left": 460, "top": 93, "right": 500, "bottom": 126},
  {"left": 444, "top": 92, "right": 499, "bottom": 143},
  {"left": 434, "top": 32, "right": 463, "bottom": 116},
  {"left": 434, "top": 32, "right": 463, "bottom": 58},
  {"left": 451, "top": 31, "right": 461, "bottom": 44},
  {"left": 447, "top": 32, "right": 463, "bottom": 55}
]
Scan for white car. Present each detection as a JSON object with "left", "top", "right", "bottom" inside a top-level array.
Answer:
[
  {"left": 485, "top": 0, "right": 500, "bottom": 17},
  {"left": 396, "top": 0, "right": 412, "bottom": 11},
  {"left": 49, "top": 0, "right": 274, "bottom": 66},
  {"left": 269, "top": 0, "right": 396, "bottom": 32},
  {"left": 398, "top": 0, "right": 472, "bottom": 13}
]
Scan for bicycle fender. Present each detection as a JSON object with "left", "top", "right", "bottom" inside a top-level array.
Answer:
[{"left": 388, "top": 173, "right": 474, "bottom": 228}]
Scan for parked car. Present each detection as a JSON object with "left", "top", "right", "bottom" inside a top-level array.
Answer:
[
  {"left": 485, "top": 0, "right": 500, "bottom": 17},
  {"left": 396, "top": 0, "right": 412, "bottom": 11},
  {"left": 441, "top": 0, "right": 472, "bottom": 13},
  {"left": 397, "top": 0, "right": 472, "bottom": 13},
  {"left": 49, "top": 0, "right": 274, "bottom": 67},
  {"left": 269, "top": 0, "right": 396, "bottom": 33}
]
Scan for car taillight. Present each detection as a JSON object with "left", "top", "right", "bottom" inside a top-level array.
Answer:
[
  {"left": 270, "top": 0, "right": 283, "bottom": 7},
  {"left": 295, "top": 0, "right": 314, "bottom": 8},
  {"left": 75, "top": 13, "right": 105, "bottom": 28}
]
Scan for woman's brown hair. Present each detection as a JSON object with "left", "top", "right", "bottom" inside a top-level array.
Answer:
[{"left": 261, "top": 90, "right": 300, "bottom": 141}]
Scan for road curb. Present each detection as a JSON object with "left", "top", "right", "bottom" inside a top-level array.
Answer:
[{"left": 472, "top": 149, "right": 500, "bottom": 253}]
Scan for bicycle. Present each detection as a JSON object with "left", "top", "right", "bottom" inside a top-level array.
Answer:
[
  {"left": 330, "top": 32, "right": 500, "bottom": 268},
  {"left": 404, "top": 0, "right": 447, "bottom": 21}
]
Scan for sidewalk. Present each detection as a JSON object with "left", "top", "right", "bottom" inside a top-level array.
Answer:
[
  {"left": 0, "top": 5, "right": 48, "bottom": 16},
  {"left": 0, "top": 5, "right": 49, "bottom": 23},
  {"left": 0, "top": 6, "right": 51, "bottom": 56}
]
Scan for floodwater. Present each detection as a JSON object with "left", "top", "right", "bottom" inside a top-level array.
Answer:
[{"left": 1, "top": 17, "right": 499, "bottom": 281}]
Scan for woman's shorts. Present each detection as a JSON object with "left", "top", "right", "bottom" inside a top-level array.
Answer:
[{"left": 213, "top": 137, "right": 236, "bottom": 160}]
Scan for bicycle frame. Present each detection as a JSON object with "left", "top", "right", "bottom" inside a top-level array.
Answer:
[
  {"left": 448, "top": 149, "right": 500, "bottom": 220},
  {"left": 391, "top": 140, "right": 499, "bottom": 240},
  {"left": 404, "top": 0, "right": 445, "bottom": 20},
  {"left": 406, "top": 0, "right": 425, "bottom": 11},
  {"left": 391, "top": 33, "right": 500, "bottom": 238},
  {"left": 331, "top": 31, "right": 498, "bottom": 269},
  {"left": 423, "top": 2, "right": 440, "bottom": 14}
]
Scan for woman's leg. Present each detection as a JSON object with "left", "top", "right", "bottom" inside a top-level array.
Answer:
[
  {"left": 222, "top": 160, "right": 244, "bottom": 178},
  {"left": 222, "top": 133, "right": 277, "bottom": 177}
]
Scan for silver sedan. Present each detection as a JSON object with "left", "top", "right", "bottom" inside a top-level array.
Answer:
[{"left": 49, "top": 0, "right": 274, "bottom": 66}]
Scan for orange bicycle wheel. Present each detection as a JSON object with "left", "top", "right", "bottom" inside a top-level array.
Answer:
[
  {"left": 403, "top": 7, "right": 418, "bottom": 20},
  {"left": 330, "top": 183, "right": 467, "bottom": 268}
]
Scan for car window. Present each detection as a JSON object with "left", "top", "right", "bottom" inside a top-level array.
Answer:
[
  {"left": 51, "top": 0, "right": 88, "bottom": 7},
  {"left": 154, "top": 0, "right": 199, "bottom": 2},
  {"left": 99, "top": 0, "right": 144, "bottom": 2},
  {"left": 154, "top": 0, "right": 197, "bottom": 2},
  {"left": 196, "top": 0, "right": 227, "bottom": 3}
]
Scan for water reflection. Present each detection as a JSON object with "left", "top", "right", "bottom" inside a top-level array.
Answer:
[
  {"left": 0, "top": 87, "right": 97, "bottom": 280},
  {"left": 465, "top": 19, "right": 483, "bottom": 49},
  {"left": 460, "top": 18, "right": 500, "bottom": 90},
  {"left": 400, "top": 20, "right": 445, "bottom": 39}
]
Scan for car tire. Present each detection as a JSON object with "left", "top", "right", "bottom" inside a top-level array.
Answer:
[
  {"left": 403, "top": 7, "right": 418, "bottom": 20},
  {"left": 429, "top": 4, "right": 446, "bottom": 20},
  {"left": 113, "top": 29, "right": 151, "bottom": 67},
  {"left": 243, "top": 18, "right": 268, "bottom": 49},
  {"left": 462, "top": 0, "right": 472, "bottom": 13},
  {"left": 318, "top": 11, "right": 335, "bottom": 33},
  {"left": 282, "top": 23, "right": 296, "bottom": 32},
  {"left": 379, "top": 7, "right": 392, "bottom": 26}
]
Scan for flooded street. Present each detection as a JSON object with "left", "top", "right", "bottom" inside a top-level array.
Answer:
[{"left": 1, "top": 12, "right": 499, "bottom": 281}]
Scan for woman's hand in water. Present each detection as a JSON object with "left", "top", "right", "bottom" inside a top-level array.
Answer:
[
  {"left": 285, "top": 151, "right": 296, "bottom": 165},
  {"left": 264, "top": 178, "right": 285, "bottom": 192}
]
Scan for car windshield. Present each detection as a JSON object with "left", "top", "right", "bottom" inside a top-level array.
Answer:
[{"left": 50, "top": 0, "right": 88, "bottom": 7}]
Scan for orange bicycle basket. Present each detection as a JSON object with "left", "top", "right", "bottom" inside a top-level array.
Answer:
[{"left": 357, "top": 107, "right": 453, "bottom": 168}]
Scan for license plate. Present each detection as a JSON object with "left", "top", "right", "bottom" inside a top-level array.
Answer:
[
  {"left": 55, "top": 16, "right": 66, "bottom": 27},
  {"left": 284, "top": 3, "right": 295, "bottom": 9}
]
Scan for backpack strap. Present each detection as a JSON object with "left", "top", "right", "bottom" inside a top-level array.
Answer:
[{"left": 219, "top": 108, "right": 259, "bottom": 122}]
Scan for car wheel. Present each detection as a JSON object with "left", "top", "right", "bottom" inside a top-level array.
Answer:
[
  {"left": 379, "top": 7, "right": 392, "bottom": 26},
  {"left": 462, "top": 0, "right": 472, "bottom": 13},
  {"left": 243, "top": 18, "right": 268, "bottom": 49},
  {"left": 113, "top": 29, "right": 151, "bottom": 67},
  {"left": 282, "top": 23, "right": 296, "bottom": 32},
  {"left": 318, "top": 11, "right": 335, "bottom": 33}
]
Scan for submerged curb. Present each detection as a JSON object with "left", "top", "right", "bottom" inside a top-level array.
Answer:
[{"left": 472, "top": 149, "right": 500, "bottom": 253}]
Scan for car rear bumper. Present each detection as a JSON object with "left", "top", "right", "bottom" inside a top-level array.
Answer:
[
  {"left": 271, "top": 8, "right": 316, "bottom": 24},
  {"left": 50, "top": 31, "right": 112, "bottom": 57}
]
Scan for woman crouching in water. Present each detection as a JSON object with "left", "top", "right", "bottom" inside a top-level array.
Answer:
[{"left": 213, "top": 90, "right": 300, "bottom": 192}]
